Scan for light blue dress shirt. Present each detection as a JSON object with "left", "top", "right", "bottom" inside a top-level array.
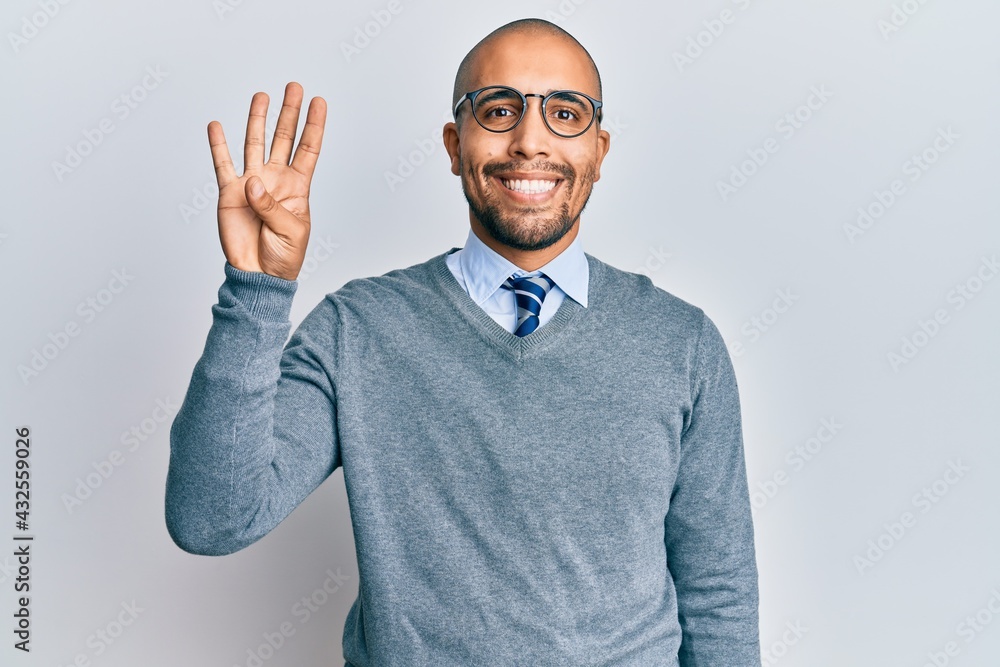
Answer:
[{"left": 445, "top": 227, "right": 590, "bottom": 334}]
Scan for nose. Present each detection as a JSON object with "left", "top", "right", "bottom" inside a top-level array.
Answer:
[{"left": 506, "top": 97, "right": 551, "bottom": 161}]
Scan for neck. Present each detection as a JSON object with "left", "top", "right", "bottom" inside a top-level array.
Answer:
[{"left": 469, "top": 216, "right": 579, "bottom": 272}]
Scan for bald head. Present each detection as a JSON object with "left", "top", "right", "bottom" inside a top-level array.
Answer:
[{"left": 452, "top": 19, "right": 603, "bottom": 116}]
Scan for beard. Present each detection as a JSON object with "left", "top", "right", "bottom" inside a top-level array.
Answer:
[{"left": 461, "top": 159, "right": 597, "bottom": 252}]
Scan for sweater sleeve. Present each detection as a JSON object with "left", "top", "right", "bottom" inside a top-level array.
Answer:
[
  {"left": 664, "top": 312, "right": 761, "bottom": 666},
  {"left": 164, "top": 262, "right": 342, "bottom": 556}
]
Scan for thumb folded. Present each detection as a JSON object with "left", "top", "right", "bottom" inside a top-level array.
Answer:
[
  {"left": 247, "top": 177, "right": 266, "bottom": 200},
  {"left": 245, "top": 177, "right": 278, "bottom": 221},
  {"left": 244, "top": 177, "right": 299, "bottom": 238}
]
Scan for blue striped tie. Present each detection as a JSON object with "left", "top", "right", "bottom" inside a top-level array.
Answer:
[{"left": 501, "top": 271, "right": 555, "bottom": 337}]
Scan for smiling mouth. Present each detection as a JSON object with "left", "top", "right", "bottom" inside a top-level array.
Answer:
[{"left": 497, "top": 178, "right": 561, "bottom": 195}]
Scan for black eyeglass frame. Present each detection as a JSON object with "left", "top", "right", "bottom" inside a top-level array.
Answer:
[{"left": 453, "top": 85, "right": 604, "bottom": 139}]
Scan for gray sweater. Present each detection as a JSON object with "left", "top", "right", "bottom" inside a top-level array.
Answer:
[{"left": 165, "top": 248, "right": 761, "bottom": 667}]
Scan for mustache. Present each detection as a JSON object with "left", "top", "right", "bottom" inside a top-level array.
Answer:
[{"left": 482, "top": 161, "right": 573, "bottom": 181}]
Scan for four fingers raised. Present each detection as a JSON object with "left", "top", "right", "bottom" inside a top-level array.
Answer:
[{"left": 208, "top": 83, "right": 326, "bottom": 187}]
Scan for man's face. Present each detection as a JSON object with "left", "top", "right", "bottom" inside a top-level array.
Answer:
[{"left": 443, "top": 33, "right": 611, "bottom": 252}]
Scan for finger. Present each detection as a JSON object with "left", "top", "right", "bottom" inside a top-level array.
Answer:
[
  {"left": 290, "top": 96, "right": 327, "bottom": 180},
  {"left": 268, "top": 82, "right": 303, "bottom": 166},
  {"left": 245, "top": 176, "right": 304, "bottom": 239},
  {"left": 243, "top": 91, "right": 269, "bottom": 172},
  {"left": 208, "top": 121, "right": 238, "bottom": 188}
]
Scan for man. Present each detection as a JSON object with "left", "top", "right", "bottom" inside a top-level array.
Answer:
[{"left": 165, "top": 18, "right": 761, "bottom": 667}]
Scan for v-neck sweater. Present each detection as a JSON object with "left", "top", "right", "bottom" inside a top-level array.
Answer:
[
  {"left": 165, "top": 248, "right": 761, "bottom": 667},
  {"left": 444, "top": 227, "right": 589, "bottom": 333}
]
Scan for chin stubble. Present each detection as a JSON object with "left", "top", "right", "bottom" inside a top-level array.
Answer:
[{"left": 461, "top": 160, "right": 596, "bottom": 252}]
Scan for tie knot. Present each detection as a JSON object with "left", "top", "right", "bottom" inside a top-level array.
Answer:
[
  {"left": 502, "top": 271, "right": 555, "bottom": 337},
  {"left": 503, "top": 270, "right": 554, "bottom": 295}
]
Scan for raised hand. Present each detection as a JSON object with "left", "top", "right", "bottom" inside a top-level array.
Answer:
[{"left": 208, "top": 82, "right": 327, "bottom": 281}]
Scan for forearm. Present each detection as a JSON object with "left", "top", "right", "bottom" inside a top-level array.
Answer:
[
  {"left": 669, "top": 501, "right": 759, "bottom": 666},
  {"left": 666, "top": 313, "right": 761, "bottom": 666},
  {"left": 165, "top": 263, "right": 340, "bottom": 556}
]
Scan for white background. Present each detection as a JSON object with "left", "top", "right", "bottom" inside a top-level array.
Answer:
[{"left": 2, "top": 0, "right": 998, "bottom": 665}]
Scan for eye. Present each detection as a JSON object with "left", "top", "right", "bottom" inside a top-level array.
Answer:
[
  {"left": 484, "top": 106, "right": 517, "bottom": 119},
  {"left": 545, "top": 92, "right": 590, "bottom": 129},
  {"left": 550, "top": 107, "right": 580, "bottom": 121},
  {"left": 473, "top": 88, "right": 524, "bottom": 128}
]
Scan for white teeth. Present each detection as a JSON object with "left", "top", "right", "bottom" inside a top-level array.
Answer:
[{"left": 500, "top": 178, "right": 558, "bottom": 194}]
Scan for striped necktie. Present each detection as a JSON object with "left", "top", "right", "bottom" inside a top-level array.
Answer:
[{"left": 501, "top": 271, "right": 555, "bottom": 337}]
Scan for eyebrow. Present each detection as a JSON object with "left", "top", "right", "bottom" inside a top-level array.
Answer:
[
  {"left": 478, "top": 87, "right": 591, "bottom": 100},
  {"left": 475, "top": 88, "right": 521, "bottom": 106},
  {"left": 547, "top": 91, "right": 587, "bottom": 105}
]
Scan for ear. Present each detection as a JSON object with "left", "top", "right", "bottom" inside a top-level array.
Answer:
[
  {"left": 443, "top": 121, "right": 461, "bottom": 176},
  {"left": 592, "top": 128, "right": 611, "bottom": 182}
]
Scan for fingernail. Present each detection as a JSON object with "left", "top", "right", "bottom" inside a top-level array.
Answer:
[{"left": 251, "top": 180, "right": 264, "bottom": 197}]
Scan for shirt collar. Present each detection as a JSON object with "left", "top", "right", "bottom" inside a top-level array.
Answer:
[{"left": 458, "top": 227, "right": 589, "bottom": 308}]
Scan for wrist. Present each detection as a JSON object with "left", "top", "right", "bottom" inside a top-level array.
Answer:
[{"left": 222, "top": 261, "right": 298, "bottom": 322}]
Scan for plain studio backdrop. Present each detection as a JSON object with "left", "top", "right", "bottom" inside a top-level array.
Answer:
[{"left": 2, "top": 0, "right": 999, "bottom": 665}]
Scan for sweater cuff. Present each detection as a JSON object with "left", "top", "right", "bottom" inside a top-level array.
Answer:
[{"left": 222, "top": 262, "right": 298, "bottom": 322}]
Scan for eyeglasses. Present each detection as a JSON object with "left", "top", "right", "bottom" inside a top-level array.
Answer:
[{"left": 453, "top": 85, "right": 604, "bottom": 139}]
